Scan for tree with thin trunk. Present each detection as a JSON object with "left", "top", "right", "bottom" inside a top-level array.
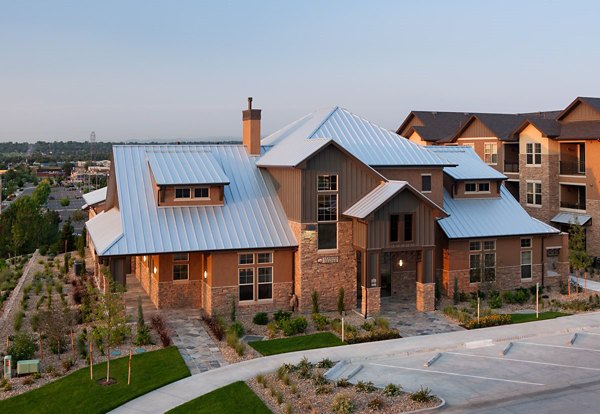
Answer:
[
  {"left": 93, "top": 266, "right": 129, "bottom": 384},
  {"left": 38, "top": 301, "right": 74, "bottom": 360},
  {"left": 568, "top": 221, "right": 592, "bottom": 286}
]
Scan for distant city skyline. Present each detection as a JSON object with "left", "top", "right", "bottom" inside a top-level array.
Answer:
[{"left": 1, "top": 0, "right": 599, "bottom": 142}]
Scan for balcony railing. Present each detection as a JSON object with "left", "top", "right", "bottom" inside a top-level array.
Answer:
[
  {"left": 560, "top": 160, "right": 586, "bottom": 175},
  {"left": 504, "top": 162, "right": 519, "bottom": 173},
  {"left": 560, "top": 201, "right": 586, "bottom": 211}
]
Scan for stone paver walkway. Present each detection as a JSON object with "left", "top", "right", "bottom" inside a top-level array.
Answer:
[
  {"left": 379, "top": 297, "right": 464, "bottom": 337},
  {"left": 124, "top": 274, "right": 225, "bottom": 375},
  {"left": 162, "top": 309, "right": 227, "bottom": 374}
]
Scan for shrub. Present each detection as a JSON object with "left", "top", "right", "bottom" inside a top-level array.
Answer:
[
  {"left": 255, "top": 373, "right": 265, "bottom": 384},
  {"left": 228, "top": 321, "right": 245, "bottom": 338},
  {"left": 345, "top": 327, "right": 400, "bottom": 344},
  {"left": 77, "top": 331, "right": 88, "bottom": 359},
  {"left": 281, "top": 316, "right": 308, "bottom": 336},
  {"left": 453, "top": 277, "right": 460, "bottom": 304},
  {"left": 383, "top": 383, "right": 402, "bottom": 396},
  {"left": 337, "top": 287, "right": 345, "bottom": 314},
  {"left": 442, "top": 306, "right": 471, "bottom": 324},
  {"left": 202, "top": 312, "right": 225, "bottom": 341},
  {"left": 313, "top": 372, "right": 327, "bottom": 386},
  {"left": 336, "top": 378, "right": 351, "bottom": 388},
  {"left": 362, "top": 321, "right": 373, "bottom": 331},
  {"left": 61, "top": 359, "right": 74, "bottom": 372},
  {"left": 267, "top": 321, "right": 278, "bottom": 338},
  {"left": 60, "top": 198, "right": 70, "bottom": 207},
  {"left": 7, "top": 333, "right": 36, "bottom": 367},
  {"left": 332, "top": 393, "right": 355, "bottom": 414},
  {"left": 488, "top": 292, "right": 503, "bottom": 309},
  {"left": 226, "top": 331, "right": 239, "bottom": 349},
  {"left": 316, "top": 384, "right": 332, "bottom": 394},
  {"left": 317, "top": 357, "right": 334, "bottom": 369},
  {"left": 311, "top": 290, "right": 320, "bottom": 314},
  {"left": 284, "top": 403, "right": 292, "bottom": 414},
  {"left": 312, "top": 313, "right": 329, "bottom": 331},
  {"left": 1, "top": 378, "right": 12, "bottom": 391},
  {"left": 367, "top": 396, "right": 384, "bottom": 410},
  {"left": 22, "top": 376, "right": 34, "bottom": 386},
  {"left": 30, "top": 312, "right": 40, "bottom": 332},
  {"left": 235, "top": 341, "right": 245, "bottom": 356},
  {"left": 134, "top": 297, "right": 153, "bottom": 346},
  {"left": 230, "top": 295, "right": 236, "bottom": 322},
  {"left": 252, "top": 312, "right": 269, "bottom": 325},
  {"left": 356, "top": 380, "right": 376, "bottom": 393},
  {"left": 150, "top": 314, "right": 172, "bottom": 347},
  {"left": 13, "top": 310, "right": 25, "bottom": 331},
  {"left": 464, "top": 313, "right": 511, "bottom": 329},
  {"left": 274, "top": 310, "right": 291, "bottom": 323},
  {"left": 373, "top": 316, "right": 389, "bottom": 330},
  {"left": 410, "top": 386, "right": 434, "bottom": 403}
]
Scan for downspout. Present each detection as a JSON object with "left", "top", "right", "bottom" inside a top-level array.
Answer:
[{"left": 541, "top": 236, "right": 545, "bottom": 287}]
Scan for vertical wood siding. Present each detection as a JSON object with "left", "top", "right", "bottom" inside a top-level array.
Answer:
[
  {"left": 367, "top": 191, "right": 435, "bottom": 249},
  {"left": 562, "top": 102, "right": 600, "bottom": 122},
  {"left": 458, "top": 119, "right": 496, "bottom": 138},
  {"left": 266, "top": 167, "right": 302, "bottom": 222},
  {"left": 302, "top": 145, "right": 381, "bottom": 222}
]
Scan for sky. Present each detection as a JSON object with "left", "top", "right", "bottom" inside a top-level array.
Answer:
[{"left": 1, "top": 0, "right": 600, "bottom": 142}]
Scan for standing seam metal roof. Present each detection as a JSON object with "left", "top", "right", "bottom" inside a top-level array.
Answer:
[
  {"left": 438, "top": 186, "right": 559, "bottom": 239},
  {"left": 427, "top": 146, "right": 506, "bottom": 180},
  {"left": 89, "top": 145, "right": 297, "bottom": 256},
  {"left": 146, "top": 150, "right": 230, "bottom": 185},
  {"left": 260, "top": 107, "right": 451, "bottom": 167}
]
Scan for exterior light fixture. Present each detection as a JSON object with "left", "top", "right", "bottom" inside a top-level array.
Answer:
[
  {"left": 143, "top": 256, "right": 147, "bottom": 262},
  {"left": 153, "top": 266, "right": 157, "bottom": 274},
  {"left": 204, "top": 270, "right": 208, "bottom": 279},
  {"left": 398, "top": 259, "right": 404, "bottom": 267}
]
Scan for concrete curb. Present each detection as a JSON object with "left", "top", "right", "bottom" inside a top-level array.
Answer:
[{"left": 405, "top": 397, "right": 446, "bottom": 413}]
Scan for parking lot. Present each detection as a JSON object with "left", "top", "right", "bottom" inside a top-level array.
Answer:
[
  {"left": 47, "top": 186, "right": 86, "bottom": 234},
  {"left": 349, "top": 328, "right": 600, "bottom": 413}
]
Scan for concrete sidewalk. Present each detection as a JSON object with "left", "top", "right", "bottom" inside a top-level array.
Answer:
[
  {"left": 110, "top": 311, "right": 600, "bottom": 414},
  {"left": 571, "top": 275, "right": 600, "bottom": 292}
]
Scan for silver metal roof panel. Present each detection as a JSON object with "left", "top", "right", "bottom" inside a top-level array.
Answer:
[
  {"left": 438, "top": 186, "right": 560, "bottom": 239},
  {"left": 91, "top": 145, "right": 297, "bottom": 256},
  {"left": 82, "top": 187, "right": 107, "bottom": 206},
  {"left": 344, "top": 181, "right": 408, "bottom": 219},
  {"left": 427, "top": 146, "right": 507, "bottom": 180},
  {"left": 147, "top": 149, "right": 230, "bottom": 185},
  {"left": 551, "top": 212, "right": 592, "bottom": 226}
]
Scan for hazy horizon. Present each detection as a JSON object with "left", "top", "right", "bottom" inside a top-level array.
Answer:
[{"left": 2, "top": 1, "right": 600, "bottom": 142}]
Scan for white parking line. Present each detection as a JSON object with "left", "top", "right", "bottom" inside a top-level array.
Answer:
[
  {"left": 516, "top": 341, "right": 600, "bottom": 353},
  {"left": 369, "top": 363, "right": 545, "bottom": 386},
  {"left": 446, "top": 351, "right": 600, "bottom": 372}
]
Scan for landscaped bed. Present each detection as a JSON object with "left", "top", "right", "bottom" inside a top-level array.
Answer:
[
  {"left": 166, "top": 381, "right": 271, "bottom": 414},
  {"left": 247, "top": 357, "right": 441, "bottom": 414},
  {"left": 0, "top": 346, "right": 190, "bottom": 414},
  {"left": 249, "top": 332, "right": 343, "bottom": 356}
]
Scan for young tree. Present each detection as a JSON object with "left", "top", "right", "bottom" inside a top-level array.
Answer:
[
  {"left": 38, "top": 301, "right": 75, "bottom": 360},
  {"left": 569, "top": 222, "right": 592, "bottom": 282},
  {"left": 58, "top": 218, "right": 75, "bottom": 253},
  {"left": 93, "top": 267, "right": 129, "bottom": 384}
]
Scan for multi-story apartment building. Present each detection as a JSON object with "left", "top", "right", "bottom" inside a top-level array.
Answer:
[
  {"left": 84, "top": 100, "right": 567, "bottom": 315},
  {"left": 398, "top": 97, "right": 600, "bottom": 258}
]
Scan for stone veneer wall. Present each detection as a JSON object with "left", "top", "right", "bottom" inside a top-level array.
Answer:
[
  {"left": 585, "top": 199, "right": 600, "bottom": 257},
  {"left": 519, "top": 154, "right": 560, "bottom": 224},
  {"left": 156, "top": 281, "right": 202, "bottom": 308},
  {"left": 416, "top": 282, "right": 435, "bottom": 312},
  {"left": 361, "top": 287, "right": 381, "bottom": 316},
  {"left": 290, "top": 220, "right": 357, "bottom": 313},
  {"left": 206, "top": 282, "right": 292, "bottom": 316},
  {"left": 391, "top": 270, "right": 417, "bottom": 302}
]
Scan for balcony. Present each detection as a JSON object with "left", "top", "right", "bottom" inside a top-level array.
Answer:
[
  {"left": 559, "top": 160, "right": 586, "bottom": 176},
  {"left": 560, "top": 184, "right": 586, "bottom": 211},
  {"left": 504, "top": 162, "right": 519, "bottom": 173}
]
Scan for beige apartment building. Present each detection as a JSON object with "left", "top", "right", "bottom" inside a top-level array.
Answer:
[{"left": 398, "top": 97, "right": 600, "bottom": 258}]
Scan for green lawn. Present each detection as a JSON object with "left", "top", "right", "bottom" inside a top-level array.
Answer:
[
  {"left": 0, "top": 346, "right": 190, "bottom": 414},
  {"left": 249, "top": 332, "right": 343, "bottom": 356},
  {"left": 166, "top": 381, "right": 270, "bottom": 414},
  {"left": 509, "top": 311, "right": 570, "bottom": 324}
]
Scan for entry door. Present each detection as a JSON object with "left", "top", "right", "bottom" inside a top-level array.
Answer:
[{"left": 380, "top": 252, "right": 391, "bottom": 297}]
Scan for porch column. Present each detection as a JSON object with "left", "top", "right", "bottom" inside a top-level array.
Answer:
[
  {"left": 416, "top": 248, "right": 435, "bottom": 312},
  {"left": 361, "top": 251, "right": 381, "bottom": 317}
]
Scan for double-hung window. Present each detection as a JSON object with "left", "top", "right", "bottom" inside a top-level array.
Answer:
[
  {"left": 469, "top": 240, "right": 496, "bottom": 282},
  {"left": 526, "top": 182, "right": 542, "bottom": 206},
  {"left": 469, "top": 241, "right": 482, "bottom": 283},
  {"left": 484, "top": 143, "right": 498, "bottom": 165},
  {"left": 521, "top": 251, "right": 532, "bottom": 279},
  {"left": 173, "top": 253, "right": 189, "bottom": 280},
  {"left": 317, "top": 174, "right": 338, "bottom": 250},
  {"left": 238, "top": 268, "right": 254, "bottom": 301},
  {"left": 526, "top": 143, "right": 542, "bottom": 165}
]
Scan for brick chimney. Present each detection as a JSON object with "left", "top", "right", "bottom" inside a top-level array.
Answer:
[{"left": 242, "top": 97, "right": 261, "bottom": 156}]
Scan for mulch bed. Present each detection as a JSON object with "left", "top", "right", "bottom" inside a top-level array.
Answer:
[{"left": 247, "top": 364, "right": 441, "bottom": 414}]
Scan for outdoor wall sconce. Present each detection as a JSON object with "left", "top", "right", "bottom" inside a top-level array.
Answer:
[
  {"left": 143, "top": 256, "right": 147, "bottom": 262},
  {"left": 371, "top": 278, "right": 377, "bottom": 287},
  {"left": 153, "top": 266, "right": 157, "bottom": 274},
  {"left": 204, "top": 270, "right": 208, "bottom": 279},
  {"left": 398, "top": 259, "right": 404, "bottom": 267}
]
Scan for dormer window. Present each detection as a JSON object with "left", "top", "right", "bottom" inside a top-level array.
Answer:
[
  {"left": 175, "top": 188, "right": 191, "bottom": 199},
  {"left": 194, "top": 187, "right": 209, "bottom": 199},
  {"left": 465, "top": 182, "right": 490, "bottom": 193}
]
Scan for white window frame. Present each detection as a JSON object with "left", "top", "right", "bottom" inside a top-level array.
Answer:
[
  {"left": 193, "top": 186, "right": 210, "bottom": 199},
  {"left": 484, "top": 143, "right": 498, "bottom": 165},
  {"left": 526, "top": 181, "right": 542, "bottom": 207},
  {"left": 520, "top": 250, "right": 532, "bottom": 280},
  {"left": 317, "top": 174, "right": 338, "bottom": 192},
  {"left": 465, "top": 182, "right": 490, "bottom": 194},
  {"left": 238, "top": 253, "right": 254, "bottom": 265},
  {"left": 257, "top": 266, "right": 273, "bottom": 300},
  {"left": 526, "top": 142, "right": 542, "bottom": 166},
  {"left": 257, "top": 252, "right": 273, "bottom": 264},
  {"left": 238, "top": 268, "right": 255, "bottom": 302},
  {"left": 520, "top": 238, "right": 532, "bottom": 248},
  {"left": 174, "top": 187, "right": 192, "bottom": 199}
]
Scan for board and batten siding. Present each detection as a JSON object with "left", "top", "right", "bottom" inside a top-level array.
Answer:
[
  {"left": 264, "top": 167, "right": 302, "bottom": 222},
  {"left": 352, "top": 220, "right": 368, "bottom": 250},
  {"left": 367, "top": 190, "right": 435, "bottom": 250},
  {"left": 562, "top": 102, "right": 600, "bottom": 122},
  {"left": 301, "top": 145, "right": 382, "bottom": 223},
  {"left": 458, "top": 118, "right": 496, "bottom": 138}
]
